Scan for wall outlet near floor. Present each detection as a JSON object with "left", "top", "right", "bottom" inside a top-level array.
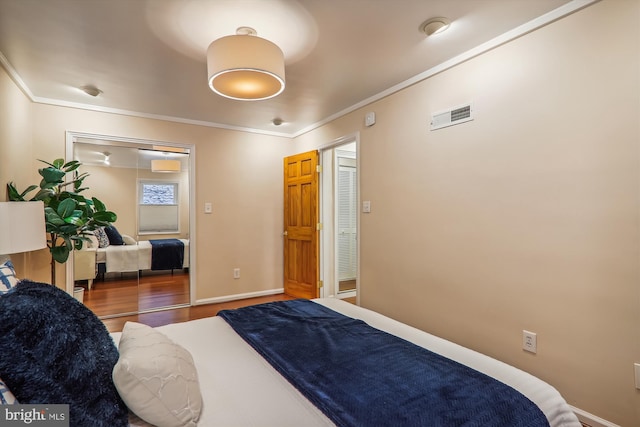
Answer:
[
  {"left": 522, "top": 330, "right": 537, "bottom": 354},
  {"left": 233, "top": 268, "right": 240, "bottom": 279}
]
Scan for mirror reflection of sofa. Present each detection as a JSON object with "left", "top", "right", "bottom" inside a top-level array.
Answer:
[{"left": 73, "top": 226, "right": 189, "bottom": 288}]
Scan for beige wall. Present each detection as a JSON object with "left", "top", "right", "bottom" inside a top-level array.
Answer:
[
  {"left": 0, "top": 86, "right": 292, "bottom": 300},
  {"left": 296, "top": 0, "right": 640, "bottom": 425},
  {"left": 0, "top": 65, "right": 50, "bottom": 281}
]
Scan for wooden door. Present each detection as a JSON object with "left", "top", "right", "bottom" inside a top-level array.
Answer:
[{"left": 283, "top": 150, "right": 319, "bottom": 299}]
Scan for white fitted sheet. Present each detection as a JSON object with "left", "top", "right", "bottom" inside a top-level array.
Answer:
[{"left": 111, "top": 298, "right": 580, "bottom": 427}]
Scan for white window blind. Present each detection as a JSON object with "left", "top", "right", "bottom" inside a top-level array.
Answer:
[
  {"left": 337, "top": 159, "right": 357, "bottom": 281},
  {"left": 138, "top": 181, "right": 179, "bottom": 233}
]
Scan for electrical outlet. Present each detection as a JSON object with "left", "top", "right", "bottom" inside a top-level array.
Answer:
[
  {"left": 233, "top": 268, "right": 240, "bottom": 279},
  {"left": 522, "top": 330, "right": 537, "bottom": 354}
]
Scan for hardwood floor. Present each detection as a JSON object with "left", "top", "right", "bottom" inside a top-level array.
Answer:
[
  {"left": 85, "top": 270, "right": 356, "bottom": 333},
  {"left": 82, "top": 270, "right": 189, "bottom": 317},
  {"left": 101, "top": 293, "right": 297, "bottom": 333}
]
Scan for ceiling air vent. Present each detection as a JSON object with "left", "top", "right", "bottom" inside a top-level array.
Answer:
[{"left": 430, "top": 103, "right": 474, "bottom": 131}]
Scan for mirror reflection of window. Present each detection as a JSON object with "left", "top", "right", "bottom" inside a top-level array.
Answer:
[{"left": 139, "top": 181, "right": 179, "bottom": 234}]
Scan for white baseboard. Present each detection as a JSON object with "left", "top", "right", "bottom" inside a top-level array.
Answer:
[
  {"left": 195, "top": 288, "right": 285, "bottom": 306},
  {"left": 571, "top": 406, "right": 620, "bottom": 427}
]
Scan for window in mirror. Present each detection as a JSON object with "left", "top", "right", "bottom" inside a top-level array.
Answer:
[{"left": 138, "top": 180, "right": 179, "bottom": 234}]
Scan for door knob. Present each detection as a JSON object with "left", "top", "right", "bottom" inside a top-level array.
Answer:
[{"left": 283, "top": 231, "right": 288, "bottom": 236}]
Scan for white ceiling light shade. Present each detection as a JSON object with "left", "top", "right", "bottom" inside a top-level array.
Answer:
[
  {"left": 207, "top": 27, "right": 285, "bottom": 101},
  {"left": 151, "top": 159, "right": 181, "bottom": 173},
  {"left": 420, "top": 17, "right": 451, "bottom": 36}
]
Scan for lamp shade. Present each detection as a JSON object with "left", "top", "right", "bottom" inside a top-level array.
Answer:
[
  {"left": 0, "top": 201, "right": 47, "bottom": 255},
  {"left": 207, "top": 33, "right": 285, "bottom": 101},
  {"left": 151, "top": 159, "right": 181, "bottom": 173}
]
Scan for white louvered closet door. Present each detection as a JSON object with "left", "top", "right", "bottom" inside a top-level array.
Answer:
[{"left": 337, "top": 158, "right": 357, "bottom": 281}]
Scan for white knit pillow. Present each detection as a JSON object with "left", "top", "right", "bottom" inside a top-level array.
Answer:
[{"left": 112, "top": 322, "right": 202, "bottom": 427}]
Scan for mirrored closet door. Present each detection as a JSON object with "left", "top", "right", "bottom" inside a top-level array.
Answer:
[{"left": 68, "top": 133, "right": 192, "bottom": 319}]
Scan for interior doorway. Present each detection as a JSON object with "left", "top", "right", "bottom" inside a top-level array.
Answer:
[{"left": 319, "top": 135, "right": 359, "bottom": 301}]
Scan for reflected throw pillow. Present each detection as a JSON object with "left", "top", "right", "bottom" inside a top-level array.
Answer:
[
  {"left": 94, "top": 227, "right": 110, "bottom": 248},
  {"left": 0, "top": 259, "right": 18, "bottom": 294},
  {"left": 105, "top": 225, "right": 125, "bottom": 246},
  {"left": 0, "top": 281, "right": 128, "bottom": 426},
  {"left": 113, "top": 322, "right": 202, "bottom": 427}
]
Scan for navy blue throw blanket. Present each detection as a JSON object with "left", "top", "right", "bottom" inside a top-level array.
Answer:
[
  {"left": 218, "top": 300, "right": 550, "bottom": 427},
  {"left": 149, "top": 239, "right": 184, "bottom": 270}
]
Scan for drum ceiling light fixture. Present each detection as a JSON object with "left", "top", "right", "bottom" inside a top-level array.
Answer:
[
  {"left": 207, "top": 27, "right": 285, "bottom": 101},
  {"left": 151, "top": 159, "right": 181, "bottom": 173}
]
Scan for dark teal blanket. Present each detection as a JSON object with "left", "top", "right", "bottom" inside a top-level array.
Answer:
[{"left": 218, "top": 300, "right": 550, "bottom": 427}]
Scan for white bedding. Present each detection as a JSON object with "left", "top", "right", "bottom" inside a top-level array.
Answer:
[
  {"left": 99, "top": 239, "right": 189, "bottom": 273},
  {"left": 110, "top": 298, "right": 580, "bottom": 427}
]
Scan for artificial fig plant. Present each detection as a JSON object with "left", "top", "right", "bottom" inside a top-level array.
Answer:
[{"left": 7, "top": 158, "right": 117, "bottom": 285}]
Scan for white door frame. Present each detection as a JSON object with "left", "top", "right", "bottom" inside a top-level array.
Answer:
[{"left": 318, "top": 133, "right": 360, "bottom": 302}]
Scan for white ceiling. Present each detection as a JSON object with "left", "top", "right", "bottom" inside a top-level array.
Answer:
[{"left": 0, "top": 0, "right": 589, "bottom": 137}]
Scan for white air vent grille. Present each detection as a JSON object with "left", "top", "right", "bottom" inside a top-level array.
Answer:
[{"left": 430, "top": 103, "right": 474, "bottom": 131}]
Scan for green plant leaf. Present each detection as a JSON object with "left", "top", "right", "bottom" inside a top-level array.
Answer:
[
  {"left": 44, "top": 208, "right": 65, "bottom": 226},
  {"left": 7, "top": 183, "right": 24, "bottom": 201},
  {"left": 64, "top": 213, "right": 86, "bottom": 226},
  {"left": 39, "top": 167, "right": 65, "bottom": 184},
  {"left": 51, "top": 245, "right": 70, "bottom": 263},
  {"left": 63, "top": 160, "right": 81, "bottom": 172},
  {"left": 33, "top": 188, "right": 55, "bottom": 201},
  {"left": 52, "top": 158, "right": 65, "bottom": 169},
  {"left": 92, "top": 197, "right": 106, "bottom": 212},
  {"left": 59, "top": 224, "right": 79, "bottom": 235},
  {"left": 94, "top": 210, "right": 117, "bottom": 222},
  {"left": 57, "top": 198, "right": 76, "bottom": 218}
]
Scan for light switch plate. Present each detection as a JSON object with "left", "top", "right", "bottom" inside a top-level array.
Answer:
[
  {"left": 204, "top": 202, "right": 212, "bottom": 214},
  {"left": 522, "top": 330, "right": 537, "bottom": 354},
  {"left": 362, "top": 200, "right": 371, "bottom": 213}
]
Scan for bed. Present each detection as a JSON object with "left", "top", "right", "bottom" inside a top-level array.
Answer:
[
  {"left": 113, "top": 298, "right": 580, "bottom": 427},
  {"left": 97, "top": 239, "right": 190, "bottom": 274},
  {"left": 0, "top": 277, "right": 580, "bottom": 427}
]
